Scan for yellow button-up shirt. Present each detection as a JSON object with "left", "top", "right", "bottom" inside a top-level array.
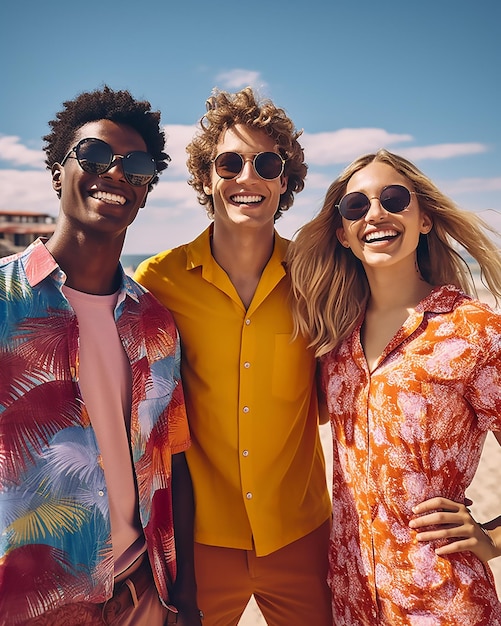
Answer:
[{"left": 135, "top": 226, "right": 331, "bottom": 555}]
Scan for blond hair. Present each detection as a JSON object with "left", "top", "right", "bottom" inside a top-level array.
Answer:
[{"left": 287, "top": 149, "right": 501, "bottom": 357}]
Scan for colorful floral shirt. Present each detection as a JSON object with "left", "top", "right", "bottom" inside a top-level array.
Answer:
[
  {"left": 0, "top": 239, "right": 190, "bottom": 623},
  {"left": 322, "top": 285, "right": 501, "bottom": 625}
]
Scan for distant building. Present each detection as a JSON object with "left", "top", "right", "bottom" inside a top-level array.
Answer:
[{"left": 0, "top": 210, "right": 56, "bottom": 255}]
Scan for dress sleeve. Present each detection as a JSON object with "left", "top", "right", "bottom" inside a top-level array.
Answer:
[{"left": 466, "top": 308, "right": 501, "bottom": 432}]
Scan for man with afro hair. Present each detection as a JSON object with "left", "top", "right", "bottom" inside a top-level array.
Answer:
[{"left": 0, "top": 86, "right": 201, "bottom": 625}]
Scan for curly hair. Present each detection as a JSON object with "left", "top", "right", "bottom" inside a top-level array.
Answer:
[
  {"left": 186, "top": 87, "right": 307, "bottom": 220},
  {"left": 42, "top": 85, "right": 170, "bottom": 192},
  {"left": 287, "top": 149, "right": 501, "bottom": 357}
]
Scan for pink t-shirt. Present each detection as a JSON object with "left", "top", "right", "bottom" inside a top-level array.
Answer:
[{"left": 63, "top": 286, "right": 144, "bottom": 574}]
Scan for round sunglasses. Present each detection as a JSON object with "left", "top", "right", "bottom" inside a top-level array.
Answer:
[
  {"left": 336, "top": 184, "right": 413, "bottom": 220},
  {"left": 61, "top": 137, "right": 157, "bottom": 187},
  {"left": 213, "top": 151, "right": 285, "bottom": 181}
]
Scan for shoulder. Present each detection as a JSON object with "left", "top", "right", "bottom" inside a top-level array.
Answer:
[
  {"left": 136, "top": 245, "right": 183, "bottom": 272},
  {"left": 133, "top": 246, "right": 188, "bottom": 294},
  {"left": 129, "top": 283, "right": 179, "bottom": 338},
  {"left": 274, "top": 231, "right": 291, "bottom": 255},
  {"left": 426, "top": 287, "right": 501, "bottom": 355}
]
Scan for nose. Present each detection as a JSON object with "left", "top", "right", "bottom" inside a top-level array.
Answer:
[
  {"left": 235, "top": 156, "right": 257, "bottom": 182},
  {"left": 364, "top": 197, "right": 386, "bottom": 222},
  {"left": 101, "top": 156, "right": 126, "bottom": 183}
]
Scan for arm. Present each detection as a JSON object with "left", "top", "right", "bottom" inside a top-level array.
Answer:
[
  {"left": 409, "top": 495, "right": 501, "bottom": 563},
  {"left": 316, "top": 362, "right": 330, "bottom": 425},
  {"left": 409, "top": 432, "right": 501, "bottom": 562},
  {"left": 171, "top": 452, "right": 202, "bottom": 626}
]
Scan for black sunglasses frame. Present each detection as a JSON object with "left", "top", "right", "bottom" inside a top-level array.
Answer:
[
  {"left": 336, "top": 184, "right": 413, "bottom": 221},
  {"left": 61, "top": 137, "right": 157, "bottom": 187},
  {"left": 213, "top": 151, "right": 285, "bottom": 181}
]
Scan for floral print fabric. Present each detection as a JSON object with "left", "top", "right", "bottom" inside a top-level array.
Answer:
[{"left": 322, "top": 285, "right": 501, "bottom": 625}]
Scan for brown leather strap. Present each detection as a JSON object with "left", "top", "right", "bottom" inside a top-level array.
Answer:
[{"left": 102, "top": 556, "right": 154, "bottom": 623}]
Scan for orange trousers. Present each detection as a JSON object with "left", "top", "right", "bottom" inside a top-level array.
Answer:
[{"left": 194, "top": 518, "right": 332, "bottom": 626}]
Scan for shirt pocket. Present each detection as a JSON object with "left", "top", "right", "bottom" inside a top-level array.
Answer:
[{"left": 272, "top": 333, "right": 314, "bottom": 401}]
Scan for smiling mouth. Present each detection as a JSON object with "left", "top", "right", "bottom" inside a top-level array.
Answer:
[
  {"left": 363, "top": 229, "right": 399, "bottom": 243},
  {"left": 230, "top": 194, "right": 264, "bottom": 204},
  {"left": 91, "top": 190, "right": 126, "bottom": 206}
]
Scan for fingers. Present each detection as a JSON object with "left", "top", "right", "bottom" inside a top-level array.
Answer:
[
  {"left": 434, "top": 537, "right": 480, "bottom": 556},
  {"left": 409, "top": 509, "right": 472, "bottom": 531},
  {"left": 412, "top": 496, "right": 466, "bottom": 515},
  {"left": 408, "top": 497, "right": 496, "bottom": 562},
  {"left": 432, "top": 529, "right": 496, "bottom": 561},
  {"left": 409, "top": 514, "right": 475, "bottom": 539},
  {"left": 410, "top": 497, "right": 472, "bottom": 532}
]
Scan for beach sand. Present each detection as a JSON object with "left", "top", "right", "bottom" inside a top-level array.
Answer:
[{"left": 238, "top": 424, "right": 501, "bottom": 625}]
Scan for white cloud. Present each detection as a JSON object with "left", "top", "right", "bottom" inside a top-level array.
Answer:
[
  {"left": 214, "top": 69, "right": 266, "bottom": 90},
  {"left": 163, "top": 123, "right": 197, "bottom": 177},
  {"left": 301, "top": 130, "right": 489, "bottom": 166},
  {"left": 443, "top": 177, "right": 501, "bottom": 194},
  {"left": 147, "top": 179, "right": 196, "bottom": 210},
  {"left": 301, "top": 128, "right": 414, "bottom": 165},
  {"left": 0, "top": 170, "right": 55, "bottom": 213},
  {"left": 399, "top": 143, "right": 488, "bottom": 161},
  {"left": 0, "top": 135, "right": 45, "bottom": 168}
]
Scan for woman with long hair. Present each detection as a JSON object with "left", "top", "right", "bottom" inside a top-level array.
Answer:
[{"left": 287, "top": 150, "right": 501, "bottom": 625}]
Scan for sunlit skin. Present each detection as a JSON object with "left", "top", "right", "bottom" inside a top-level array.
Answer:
[
  {"left": 204, "top": 124, "right": 287, "bottom": 235},
  {"left": 337, "top": 162, "right": 501, "bottom": 563},
  {"left": 52, "top": 119, "right": 149, "bottom": 239},
  {"left": 336, "top": 162, "right": 432, "bottom": 283},
  {"left": 46, "top": 120, "right": 150, "bottom": 295},
  {"left": 204, "top": 124, "right": 288, "bottom": 308}
]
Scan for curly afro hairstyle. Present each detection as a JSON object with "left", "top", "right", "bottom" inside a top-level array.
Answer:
[
  {"left": 43, "top": 85, "right": 170, "bottom": 192},
  {"left": 187, "top": 87, "right": 308, "bottom": 220}
]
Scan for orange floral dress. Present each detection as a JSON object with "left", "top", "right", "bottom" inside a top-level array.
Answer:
[{"left": 322, "top": 285, "right": 501, "bottom": 625}]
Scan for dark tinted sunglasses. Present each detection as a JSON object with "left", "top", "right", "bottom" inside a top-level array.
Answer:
[
  {"left": 61, "top": 137, "right": 157, "bottom": 187},
  {"left": 214, "top": 151, "right": 285, "bottom": 180},
  {"left": 336, "top": 184, "right": 413, "bottom": 220}
]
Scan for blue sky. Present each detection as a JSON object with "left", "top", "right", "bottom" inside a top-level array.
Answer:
[{"left": 1, "top": 0, "right": 500, "bottom": 255}]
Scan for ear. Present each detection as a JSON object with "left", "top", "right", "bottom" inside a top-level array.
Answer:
[
  {"left": 203, "top": 183, "right": 212, "bottom": 196},
  {"left": 420, "top": 213, "right": 433, "bottom": 234},
  {"left": 280, "top": 175, "right": 288, "bottom": 194},
  {"left": 336, "top": 226, "right": 350, "bottom": 248},
  {"left": 139, "top": 190, "right": 149, "bottom": 209},
  {"left": 52, "top": 164, "right": 63, "bottom": 197}
]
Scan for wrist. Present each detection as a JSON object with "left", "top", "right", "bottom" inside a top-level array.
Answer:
[{"left": 480, "top": 522, "right": 501, "bottom": 558}]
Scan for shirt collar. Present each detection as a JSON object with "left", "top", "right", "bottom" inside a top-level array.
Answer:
[
  {"left": 185, "top": 224, "right": 289, "bottom": 271},
  {"left": 416, "top": 284, "right": 470, "bottom": 314},
  {"left": 21, "top": 238, "right": 59, "bottom": 286},
  {"left": 21, "top": 237, "right": 139, "bottom": 302}
]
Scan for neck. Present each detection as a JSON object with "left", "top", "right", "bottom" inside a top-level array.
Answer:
[
  {"left": 46, "top": 229, "right": 124, "bottom": 295},
  {"left": 211, "top": 222, "right": 275, "bottom": 277},
  {"left": 365, "top": 261, "right": 433, "bottom": 314},
  {"left": 211, "top": 222, "right": 275, "bottom": 309}
]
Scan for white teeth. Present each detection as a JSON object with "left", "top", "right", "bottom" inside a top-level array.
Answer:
[
  {"left": 231, "top": 194, "right": 263, "bottom": 204},
  {"left": 365, "top": 229, "right": 398, "bottom": 242},
  {"left": 91, "top": 190, "right": 126, "bottom": 205}
]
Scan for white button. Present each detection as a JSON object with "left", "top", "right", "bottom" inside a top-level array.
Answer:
[
  {"left": 243, "top": 362, "right": 250, "bottom": 368},
  {"left": 98, "top": 490, "right": 105, "bottom": 497},
  {"left": 242, "top": 450, "right": 249, "bottom": 456},
  {"left": 246, "top": 492, "right": 253, "bottom": 499},
  {"left": 245, "top": 319, "right": 251, "bottom": 325},
  {"left": 243, "top": 406, "right": 249, "bottom": 413}
]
